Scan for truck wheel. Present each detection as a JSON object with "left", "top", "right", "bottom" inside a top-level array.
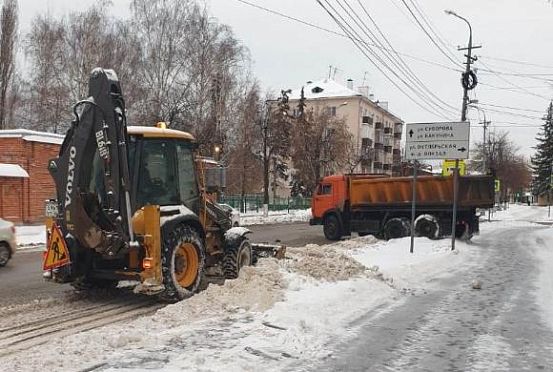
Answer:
[
  {"left": 415, "top": 214, "right": 440, "bottom": 239},
  {"left": 0, "top": 243, "right": 10, "bottom": 267},
  {"left": 323, "top": 214, "right": 342, "bottom": 241},
  {"left": 455, "top": 221, "right": 472, "bottom": 240},
  {"left": 161, "top": 224, "right": 205, "bottom": 301},
  {"left": 223, "top": 237, "right": 253, "bottom": 279},
  {"left": 383, "top": 218, "right": 410, "bottom": 240}
]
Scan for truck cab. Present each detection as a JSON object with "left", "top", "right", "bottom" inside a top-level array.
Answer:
[{"left": 311, "top": 175, "right": 347, "bottom": 226}]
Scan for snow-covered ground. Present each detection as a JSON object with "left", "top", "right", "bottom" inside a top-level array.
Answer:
[
  {"left": 240, "top": 208, "right": 311, "bottom": 226},
  {"left": 4, "top": 224, "right": 480, "bottom": 371},
  {"left": 15, "top": 225, "right": 46, "bottom": 246},
  {"left": 14, "top": 210, "right": 312, "bottom": 249},
  {"left": 6, "top": 204, "right": 553, "bottom": 372}
]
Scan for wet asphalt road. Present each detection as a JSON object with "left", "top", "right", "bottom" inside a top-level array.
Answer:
[
  {"left": 322, "top": 225, "right": 553, "bottom": 372},
  {"left": 0, "top": 222, "right": 327, "bottom": 306}
]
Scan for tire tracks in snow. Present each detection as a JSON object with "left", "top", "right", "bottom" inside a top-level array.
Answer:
[{"left": 0, "top": 292, "right": 163, "bottom": 358}]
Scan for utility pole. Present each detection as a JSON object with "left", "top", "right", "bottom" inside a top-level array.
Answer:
[{"left": 446, "top": 10, "right": 481, "bottom": 251}]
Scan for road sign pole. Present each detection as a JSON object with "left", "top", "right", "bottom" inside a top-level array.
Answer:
[
  {"left": 451, "top": 159, "right": 459, "bottom": 251},
  {"left": 410, "top": 161, "right": 417, "bottom": 254}
]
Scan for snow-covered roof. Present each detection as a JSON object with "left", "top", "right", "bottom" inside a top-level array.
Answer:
[
  {"left": 0, "top": 163, "right": 29, "bottom": 178},
  {"left": 0, "top": 129, "right": 64, "bottom": 145},
  {"left": 287, "top": 79, "right": 403, "bottom": 122},
  {"left": 288, "top": 79, "right": 362, "bottom": 100}
]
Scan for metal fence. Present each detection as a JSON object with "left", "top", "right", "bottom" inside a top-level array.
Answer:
[{"left": 220, "top": 194, "right": 311, "bottom": 213}]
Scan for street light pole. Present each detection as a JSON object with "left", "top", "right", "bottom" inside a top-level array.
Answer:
[
  {"left": 445, "top": 10, "right": 481, "bottom": 251},
  {"left": 469, "top": 104, "right": 490, "bottom": 173}
]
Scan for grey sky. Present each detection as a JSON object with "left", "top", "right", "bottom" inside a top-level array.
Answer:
[{"left": 18, "top": 0, "right": 553, "bottom": 157}]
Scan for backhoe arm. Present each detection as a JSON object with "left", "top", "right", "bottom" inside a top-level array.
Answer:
[{"left": 49, "top": 68, "right": 133, "bottom": 254}]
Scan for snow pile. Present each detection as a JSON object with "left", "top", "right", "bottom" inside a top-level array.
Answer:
[
  {"left": 284, "top": 243, "right": 369, "bottom": 281},
  {"left": 241, "top": 209, "right": 311, "bottom": 226},
  {"left": 352, "top": 236, "right": 478, "bottom": 290},
  {"left": 15, "top": 225, "right": 46, "bottom": 246},
  {"left": 160, "top": 259, "right": 285, "bottom": 320}
]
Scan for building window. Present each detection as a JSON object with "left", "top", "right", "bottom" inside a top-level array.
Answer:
[
  {"left": 362, "top": 116, "right": 373, "bottom": 125},
  {"left": 326, "top": 106, "right": 337, "bottom": 116}
]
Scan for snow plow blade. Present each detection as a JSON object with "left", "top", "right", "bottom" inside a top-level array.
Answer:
[{"left": 252, "top": 243, "right": 286, "bottom": 260}]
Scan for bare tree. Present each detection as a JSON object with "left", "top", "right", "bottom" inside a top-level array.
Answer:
[
  {"left": 471, "top": 130, "right": 531, "bottom": 200},
  {"left": 24, "top": 14, "right": 67, "bottom": 132},
  {"left": 290, "top": 107, "right": 352, "bottom": 195},
  {"left": 129, "top": 0, "right": 249, "bottom": 157},
  {"left": 24, "top": 3, "right": 139, "bottom": 133},
  {"left": 0, "top": 0, "right": 17, "bottom": 129},
  {"left": 225, "top": 82, "right": 263, "bottom": 206}
]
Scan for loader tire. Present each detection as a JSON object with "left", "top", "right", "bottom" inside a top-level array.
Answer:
[
  {"left": 161, "top": 224, "right": 205, "bottom": 301},
  {"left": 223, "top": 237, "right": 253, "bottom": 279},
  {"left": 383, "top": 218, "right": 410, "bottom": 240},
  {"left": 323, "top": 214, "right": 342, "bottom": 241}
]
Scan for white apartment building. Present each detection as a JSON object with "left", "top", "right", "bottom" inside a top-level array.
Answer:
[{"left": 287, "top": 78, "right": 404, "bottom": 175}]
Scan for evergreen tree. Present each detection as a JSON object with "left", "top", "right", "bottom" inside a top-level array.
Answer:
[{"left": 531, "top": 102, "right": 553, "bottom": 195}]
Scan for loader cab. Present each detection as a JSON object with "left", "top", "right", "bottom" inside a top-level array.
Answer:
[{"left": 127, "top": 126, "right": 200, "bottom": 215}]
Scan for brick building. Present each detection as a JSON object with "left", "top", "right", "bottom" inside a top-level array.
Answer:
[{"left": 0, "top": 129, "right": 63, "bottom": 224}]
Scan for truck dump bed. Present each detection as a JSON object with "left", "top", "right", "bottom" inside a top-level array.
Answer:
[{"left": 349, "top": 175, "right": 494, "bottom": 209}]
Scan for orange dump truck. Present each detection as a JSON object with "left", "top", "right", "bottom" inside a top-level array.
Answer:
[{"left": 310, "top": 174, "right": 494, "bottom": 240}]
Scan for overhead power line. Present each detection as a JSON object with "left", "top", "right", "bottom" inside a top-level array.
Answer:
[
  {"left": 479, "top": 60, "right": 551, "bottom": 101},
  {"left": 317, "top": 0, "right": 455, "bottom": 120},
  {"left": 338, "top": 0, "right": 459, "bottom": 115},
  {"left": 232, "top": 0, "right": 462, "bottom": 73},
  {"left": 398, "top": 0, "right": 463, "bottom": 67},
  {"left": 407, "top": 0, "right": 460, "bottom": 64},
  {"left": 476, "top": 102, "right": 545, "bottom": 114},
  {"left": 476, "top": 106, "right": 544, "bottom": 121},
  {"left": 479, "top": 55, "right": 553, "bottom": 70}
]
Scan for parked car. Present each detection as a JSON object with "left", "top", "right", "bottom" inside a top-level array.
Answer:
[
  {"left": 0, "top": 218, "right": 16, "bottom": 267},
  {"left": 219, "top": 203, "right": 241, "bottom": 227}
]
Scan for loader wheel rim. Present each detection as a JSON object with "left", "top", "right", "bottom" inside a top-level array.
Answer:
[{"left": 174, "top": 243, "right": 199, "bottom": 288}]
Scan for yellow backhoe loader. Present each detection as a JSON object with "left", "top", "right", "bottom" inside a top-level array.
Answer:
[{"left": 43, "top": 68, "right": 281, "bottom": 301}]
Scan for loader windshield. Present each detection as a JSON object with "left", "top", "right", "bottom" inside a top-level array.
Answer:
[{"left": 136, "top": 140, "right": 179, "bottom": 207}]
